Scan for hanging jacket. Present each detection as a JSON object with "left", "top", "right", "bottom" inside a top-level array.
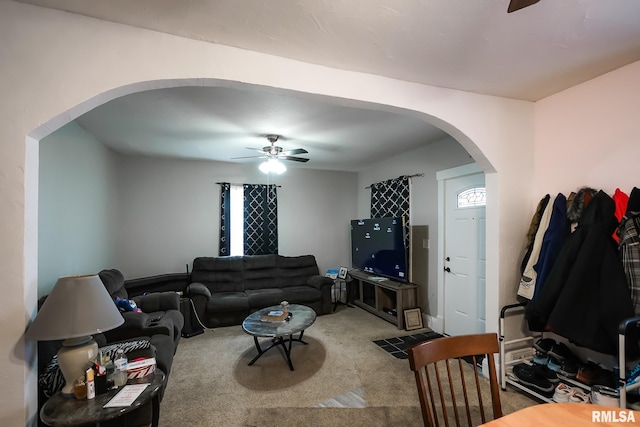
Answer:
[
  {"left": 612, "top": 188, "right": 629, "bottom": 243},
  {"left": 518, "top": 195, "right": 555, "bottom": 299},
  {"left": 526, "top": 191, "right": 634, "bottom": 354},
  {"left": 619, "top": 211, "right": 640, "bottom": 315},
  {"left": 520, "top": 194, "right": 551, "bottom": 275},
  {"left": 530, "top": 193, "right": 570, "bottom": 303}
]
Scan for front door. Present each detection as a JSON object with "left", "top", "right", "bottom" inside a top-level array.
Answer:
[{"left": 443, "top": 172, "right": 486, "bottom": 336}]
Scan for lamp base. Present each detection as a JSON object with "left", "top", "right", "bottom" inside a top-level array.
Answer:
[{"left": 58, "top": 336, "right": 98, "bottom": 397}]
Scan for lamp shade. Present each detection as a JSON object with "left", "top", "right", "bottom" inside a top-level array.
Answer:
[{"left": 26, "top": 274, "right": 124, "bottom": 341}]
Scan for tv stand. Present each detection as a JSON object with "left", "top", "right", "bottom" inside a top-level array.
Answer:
[{"left": 349, "top": 270, "right": 419, "bottom": 329}]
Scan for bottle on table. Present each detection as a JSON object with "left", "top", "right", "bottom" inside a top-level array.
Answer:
[{"left": 112, "top": 348, "right": 128, "bottom": 387}]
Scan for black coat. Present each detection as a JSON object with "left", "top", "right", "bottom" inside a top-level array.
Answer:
[{"left": 526, "top": 191, "right": 634, "bottom": 354}]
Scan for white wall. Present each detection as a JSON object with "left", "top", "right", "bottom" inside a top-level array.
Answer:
[
  {"left": 534, "top": 60, "right": 640, "bottom": 198},
  {"left": 2, "top": 3, "right": 536, "bottom": 425},
  {"left": 357, "top": 136, "right": 473, "bottom": 315},
  {"left": 276, "top": 167, "right": 358, "bottom": 273},
  {"left": 115, "top": 156, "right": 357, "bottom": 278},
  {"left": 38, "top": 122, "right": 119, "bottom": 296}
]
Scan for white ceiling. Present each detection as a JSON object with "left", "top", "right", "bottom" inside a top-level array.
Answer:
[{"left": 21, "top": 0, "right": 640, "bottom": 171}]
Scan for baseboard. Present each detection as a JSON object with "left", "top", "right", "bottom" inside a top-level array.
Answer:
[{"left": 426, "top": 315, "right": 444, "bottom": 334}]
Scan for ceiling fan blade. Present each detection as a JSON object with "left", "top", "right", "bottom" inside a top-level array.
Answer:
[
  {"left": 230, "top": 155, "right": 267, "bottom": 160},
  {"left": 280, "top": 148, "right": 308, "bottom": 156},
  {"left": 246, "top": 147, "right": 267, "bottom": 153},
  {"left": 280, "top": 156, "right": 309, "bottom": 163},
  {"left": 507, "top": 0, "right": 540, "bottom": 13}
]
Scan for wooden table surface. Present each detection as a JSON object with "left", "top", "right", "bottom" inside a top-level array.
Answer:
[{"left": 481, "top": 403, "right": 639, "bottom": 426}]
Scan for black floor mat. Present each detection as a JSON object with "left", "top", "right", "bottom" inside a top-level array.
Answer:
[{"left": 373, "top": 331, "right": 444, "bottom": 360}]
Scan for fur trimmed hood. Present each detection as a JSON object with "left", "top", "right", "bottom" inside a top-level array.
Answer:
[{"left": 567, "top": 187, "right": 597, "bottom": 223}]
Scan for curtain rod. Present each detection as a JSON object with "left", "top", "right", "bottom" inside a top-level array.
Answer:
[
  {"left": 216, "top": 182, "right": 282, "bottom": 188},
  {"left": 365, "top": 173, "right": 424, "bottom": 189}
]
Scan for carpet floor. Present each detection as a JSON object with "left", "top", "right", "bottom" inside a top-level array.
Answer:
[{"left": 159, "top": 306, "right": 537, "bottom": 426}]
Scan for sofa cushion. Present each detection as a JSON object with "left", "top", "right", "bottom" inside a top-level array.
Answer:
[
  {"left": 192, "top": 256, "right": 244, "bottom": 292},
  {"left": 281, "top": 286, "right": 322, "bottom": 303},
  {"left": 207, "top": 292, "right": 249, "bottom": 312},
  {"left": 243, "top": 255, "right": 278, "bottom": 290},
  {"left": 245, "top": 288, "right": 285, "bottom": 308},
  {"left": 276, "top": 255, "right": 321, "bottom": 288}
]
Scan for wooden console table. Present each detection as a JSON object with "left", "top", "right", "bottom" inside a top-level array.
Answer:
[{"left": 349, "top": 270, "right": 419, "bottom": 329}]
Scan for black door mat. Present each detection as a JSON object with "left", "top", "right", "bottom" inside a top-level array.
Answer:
[{"left": 373, "top": 331, "right": 444, "bottom": 360}]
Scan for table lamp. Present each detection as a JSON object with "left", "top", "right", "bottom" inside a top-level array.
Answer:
[{"left": 26, "top": 274, "right": 124, "bottom": 396}]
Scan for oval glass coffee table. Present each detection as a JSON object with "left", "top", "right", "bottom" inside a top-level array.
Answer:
[{"left": 242, "top": 304, "right": 316, "bottom": 371}]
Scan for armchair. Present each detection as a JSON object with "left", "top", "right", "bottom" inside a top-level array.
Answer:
[{"left": 98, "top": 269, "right": 184, "bottom": 353}]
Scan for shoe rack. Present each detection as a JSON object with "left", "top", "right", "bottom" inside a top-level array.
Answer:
[{"left": 499, "top": 303, "right": 640, "bottom": 407}]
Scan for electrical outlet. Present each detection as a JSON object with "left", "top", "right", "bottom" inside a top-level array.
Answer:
[{"left": 506, "top": 348, "right": 533, "bottom": 362}]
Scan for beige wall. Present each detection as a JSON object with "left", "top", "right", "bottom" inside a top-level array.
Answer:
[
  {"left": 534, "top": 60, "right": 640, "bottom": 197},
  {"left": 2, "top": 2, "right": 537, "bottom": 425}
]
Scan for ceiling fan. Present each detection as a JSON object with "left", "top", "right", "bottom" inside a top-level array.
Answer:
[
  {"left": 233, "top": 134, "right": 310, "bottom": 163},
  {"left": 508, "top": 0, "right": 540, "bottom": 13}
]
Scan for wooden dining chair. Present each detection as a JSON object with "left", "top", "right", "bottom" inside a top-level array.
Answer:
[{"left": 407, "top": 333, "right": 503, "bottom": 427}]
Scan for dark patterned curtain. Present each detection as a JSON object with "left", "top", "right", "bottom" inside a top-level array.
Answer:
[
  {"left": 243, "top": 184, "right": 278, "bottom": 255},
  {"left": 218, "top": 183, "right": 231, "bottom": 256},
  {"left": 370, "top": 175, "right": 411, "bottom": 256}
]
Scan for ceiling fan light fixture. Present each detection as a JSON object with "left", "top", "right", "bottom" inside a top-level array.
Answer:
[{"left": 259, "top": 158, "right": 286, "bottom": 174}]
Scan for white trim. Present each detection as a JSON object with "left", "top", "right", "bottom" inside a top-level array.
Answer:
[
  {"left": 426, "top": 314, "right": 444, "bottom": 334},
  {"left": 436, "top": 163, "right": 482, "bottom": 181}
]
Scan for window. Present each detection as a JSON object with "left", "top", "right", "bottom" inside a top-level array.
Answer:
[
  {"left": 457, "top": 187, "right": 486, "bottom": 208},
  {"left": 219, "top": 182, "right": 279, "bottom": 256},
  {"left": 229, "top": 184, "right": 244, "bottom": 256}
]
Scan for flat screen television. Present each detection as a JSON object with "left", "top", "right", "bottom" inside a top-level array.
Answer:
[{"left": 350, "top": 217, "right": 408, "bottom": 282}]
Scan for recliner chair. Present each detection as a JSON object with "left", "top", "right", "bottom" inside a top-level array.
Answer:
[{"left": 98, "top": 269, "right": 184, "bottom": 358}]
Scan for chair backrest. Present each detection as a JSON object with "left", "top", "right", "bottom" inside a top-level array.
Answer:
[{"left": 407, "top": 333, "right": 503, "bottom": 427}]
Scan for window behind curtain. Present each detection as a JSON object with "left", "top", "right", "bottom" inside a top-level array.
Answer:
[
  {"left": 229, "top": 184, "right": 244, "bottom": 256},
  {"left": 219, "top": 182, "right": 278, "bottom": 256}
]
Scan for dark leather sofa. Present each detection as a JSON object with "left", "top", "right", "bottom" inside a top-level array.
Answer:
[{"left": 186, "top": 254, "right": 334, "bottom": 327}]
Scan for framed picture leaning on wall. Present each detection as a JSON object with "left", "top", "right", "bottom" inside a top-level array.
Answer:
[{"left": 404, "top": 308, "right": 423, "bottom": 331}]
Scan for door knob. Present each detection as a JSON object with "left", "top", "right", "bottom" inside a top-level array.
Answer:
[{"left": 444, "top": 267, "right": 451, "bottom": 273}]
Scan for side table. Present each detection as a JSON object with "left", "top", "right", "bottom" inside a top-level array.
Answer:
[
  {"left": 40, "top": 369, "right": 165, "bottom": 427},
  {"left": 333, "top": 278, "right": 354, "bottom": 312}
]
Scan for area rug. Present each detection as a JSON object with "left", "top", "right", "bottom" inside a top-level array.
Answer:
[{"left": 373, "top": 331, "right": 444, "bottom": 359}]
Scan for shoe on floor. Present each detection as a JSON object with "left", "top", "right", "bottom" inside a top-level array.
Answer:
[
  {"left": 533, "top": 350, "right": 549, "bottom": 365},
  {"left": 548, "top": 356, "right": 562, "bottom": 373},
  {"left": 577, "top": 362, "right": 615, "bottom": 387},
  {"left": 558, "top": 358, "right": 580, "bottom": 378},
  {"left": 513, "top": 363, "right": 555, "bottom": 397},
  {"left": 548, "top": 342, "right": 576, "bottom": 361},
  {"left": 591, "top": 385, "right": 619, "bottom": 407},
  {"left": 534, "top": 338, "right": 556, "bottom": 354},
  {"left": 548, "top": 356, "right": 579, "bottom": 378},
  {"left": 533, "top": 362, "right": 559, "bottom": 383},
  {"left": 553, "top": 383, "right": 573, "bottom": 402},
  {"left": 569, "top": 389, "right": 590, "bottom": 403}
]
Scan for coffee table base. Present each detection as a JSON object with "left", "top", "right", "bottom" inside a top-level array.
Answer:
[{"left": 248, "top": 331, "right": 308, "bottom": 371}]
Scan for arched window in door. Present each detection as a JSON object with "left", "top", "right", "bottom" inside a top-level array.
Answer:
[{"left": 457, "top": 187, "right": 486, "bottom": 208}]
